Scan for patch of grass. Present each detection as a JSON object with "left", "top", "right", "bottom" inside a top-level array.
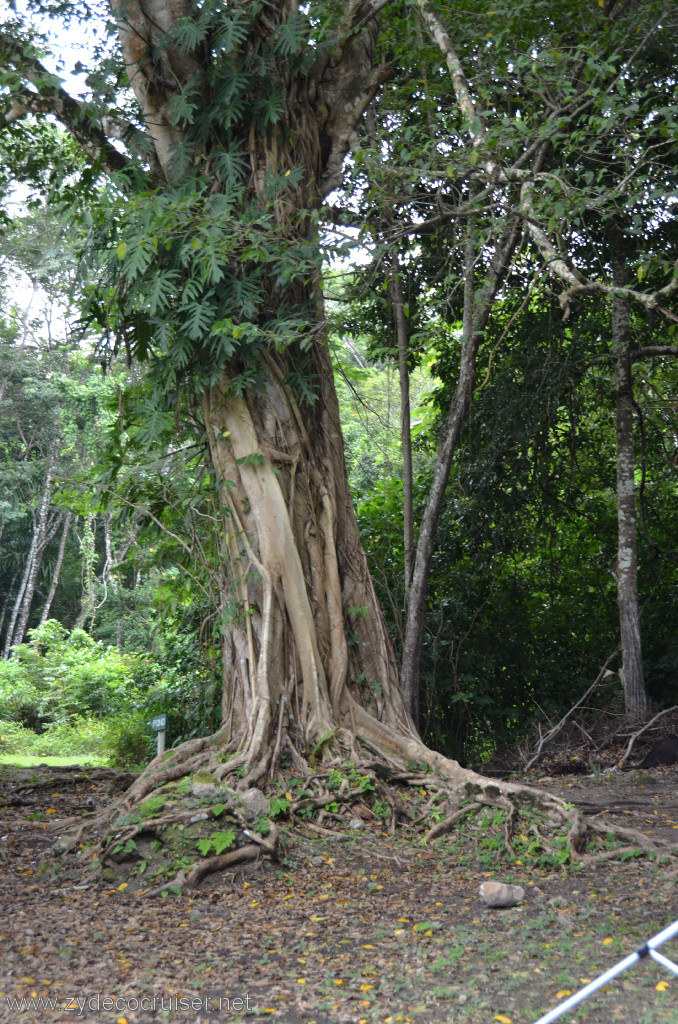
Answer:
[
  {"left": 0, "top": 753, "right": 108, "bottom": 766},
  {"left": 0, "top": 712, "right": 153, "bottom": 768}
]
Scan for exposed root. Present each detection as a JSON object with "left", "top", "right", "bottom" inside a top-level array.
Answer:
[
  {"left": 144, "top": 844, "right": 263, "bottom": 897},
  {"left": 53, "top": 716, "right": 678, "bottom": 893},
  {"left": 426, "top": 801, "right": 481, "bottom": 841},
  {"left": 585, "top": 816, "right": 678, "bottom": 857}
]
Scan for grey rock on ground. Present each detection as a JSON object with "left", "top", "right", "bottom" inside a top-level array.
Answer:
[
  {"left": 240, "top": 787, "right": 271, "bottom": 821},
  {"left": 479, "top": 881, "right": 525, "bottom": 908}
]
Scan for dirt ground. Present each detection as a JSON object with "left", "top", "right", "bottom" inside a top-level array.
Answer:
[{"left": 1, "top": 762, "right": 677, "bottom": 1024}]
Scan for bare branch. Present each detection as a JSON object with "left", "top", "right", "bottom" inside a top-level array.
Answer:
[
  {"left": 618, "top": 705, "right": 678, "bottom": 767},
  {"left": 523, "top": 652, "right": 619, "bottom": 771}
]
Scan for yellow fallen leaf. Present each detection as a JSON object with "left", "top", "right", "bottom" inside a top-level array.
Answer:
[
  {"left": 117, "top": 883, "right": 128, "bottom": 891},
  {"left": 656, "top": 980, "right": 669, "bottom": 991},
  {"left": 603, "top": 937, "right": 613, "bottom": 945},
  {"left": 556, "top": 990, "right": 572, "bottom": 998},
  {"left": 494, "top": 1016, "right": 512, "bottom": 1023}
]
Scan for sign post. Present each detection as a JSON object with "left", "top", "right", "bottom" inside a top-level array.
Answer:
[{"left": 150, "top": 714, "right": 168, "bottom": 758}]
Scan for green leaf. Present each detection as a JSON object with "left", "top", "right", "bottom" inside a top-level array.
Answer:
[
  {"left": 269, "top": 796, "right": 291, "bottom": 818},
  {"left": 211, "top": 828, "right": 236, "bottom": 854}
]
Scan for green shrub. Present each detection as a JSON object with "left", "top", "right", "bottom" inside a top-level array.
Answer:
[
  {"left": 0, "top": 712, "right": 153, "bottom": 768},
  {"left": 0, "top": 620, "right": 162, "bottom": 729},
  {"left": 28, "top": 716, "right": 109, "bottom": 757},
  {"left": 0, "top": 620, "right": 216, "bottom": 769},
  {"left": 0, "top": 720, "right": 39, "bottom": 754},
  {"left": 104, "top": 712, "right": 155, "bottom": 768}
]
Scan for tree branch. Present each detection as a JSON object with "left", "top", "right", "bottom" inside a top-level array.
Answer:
[
  {"left": 414, "top": 0, "right": 678, "bottom": 324},
  {"left": 0, "top": 32, "right": 135, "bottom": 179},
  {"left": 631, "top": 345, "right": 678, "bottom": 361}
]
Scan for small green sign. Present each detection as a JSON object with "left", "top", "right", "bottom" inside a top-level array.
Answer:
[{"left": 150, "top": 714, "right": 168, "bottom": 732}]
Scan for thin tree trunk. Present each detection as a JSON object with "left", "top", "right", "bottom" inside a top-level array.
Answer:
[
  {"left": 3, "top": 459, "right": 56, "bottom": 654},
  {"left": 3, "top": 551, "right": 32, "bottom": 657},
  {"left": 40, "top": 510, "right": 72, "bottom": 624},
  {"left": 11, "top": 510, "right": 63, "bottom": 650},
  {"left": 75, "top": 514, "right": 97, "bottom": 629},
  {"left": 0, "top": 569, "right": 19, "bottom": 652},
  {"left": 388, "top": 266, "right": 414, "bottom": 601},
  {"left": 400, "top": 218, "right": 521, "bottom": 722},
  {"left": 611, "top": 255, "right": 647, "bottom": 723}
]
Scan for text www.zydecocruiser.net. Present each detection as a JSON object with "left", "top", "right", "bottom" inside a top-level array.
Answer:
[{"left": 4, "top": 992, "right": 254, "bottom": 1016}]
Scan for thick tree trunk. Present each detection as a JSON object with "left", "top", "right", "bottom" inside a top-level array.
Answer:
[
  {"left": 100, "top": 0, "right": 432, "bottom": 776},
  {"left": 611, "top": 256, "right": 647, "bottom": 723}
]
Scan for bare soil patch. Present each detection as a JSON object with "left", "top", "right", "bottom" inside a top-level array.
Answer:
[{"left": 1, "top": 763, "right": 677, "bottom": 1024}]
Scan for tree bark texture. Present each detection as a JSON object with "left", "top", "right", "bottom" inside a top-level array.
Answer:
[{"left": 611, "top": 255, "right": 647, "bottom": 723}]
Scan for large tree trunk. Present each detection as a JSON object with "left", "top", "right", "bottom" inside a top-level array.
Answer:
[
  {"left": 202, "top": 337, "right": 424, "bottom": 780},
  {"left": 104, "top": 0, "right": 431, "bottom": 778},
  {"left": 611, "top": 255, "right": 647, "bottom": 723}
]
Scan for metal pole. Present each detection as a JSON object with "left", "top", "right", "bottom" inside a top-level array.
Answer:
[
  {"left": 532, "top": 919, "right": 678, "bottom": 1024},
  {"left": 157, "top": 729, "right": 166, "bottom": 758}
]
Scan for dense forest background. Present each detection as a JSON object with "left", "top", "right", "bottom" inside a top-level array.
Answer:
[{"left": 0, "top": 0, "right": 677, "bottom": 771}]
